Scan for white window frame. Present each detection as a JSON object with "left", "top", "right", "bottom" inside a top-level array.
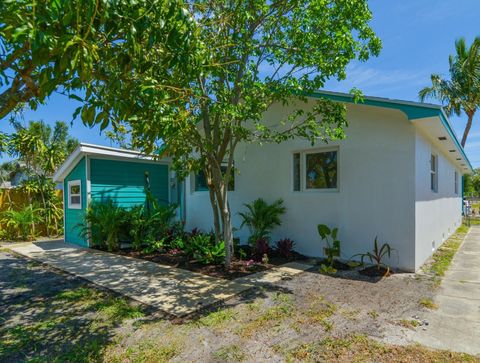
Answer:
[
  {"left": 67, "top": 180, "right": 82, "bottom": 209},
  {"left": 292, "top": 147, "right": 339, "bottom": 192},
  {"left": 454, "top": 171, "right": 459, "bottom": 195},
  {"left": 430, "top": 153, "right": 438, "bottom": 192}
]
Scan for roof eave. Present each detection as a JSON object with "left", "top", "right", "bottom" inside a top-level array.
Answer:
[
  {"left": 306, "top": 90, "right": 473, "bottom": 173},
  {"left": 53, "top": 143, "right": 170, "bottom": 182}
]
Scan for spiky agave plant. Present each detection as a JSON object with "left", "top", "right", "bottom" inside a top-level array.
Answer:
[{"left": 353, "top": 237, "right": 395, "bottom": 274}]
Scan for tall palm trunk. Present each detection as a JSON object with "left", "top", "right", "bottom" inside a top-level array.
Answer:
[
  {"left": 461, "top": 111, "right": 475, "bottom": 147},
  {"left": 36, "top": 174, "right": 50, "bottom": 237}
]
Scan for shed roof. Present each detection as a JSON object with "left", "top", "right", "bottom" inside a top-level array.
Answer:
[{"left": 53, "top": 143, "right": 167, "bottom": 182}]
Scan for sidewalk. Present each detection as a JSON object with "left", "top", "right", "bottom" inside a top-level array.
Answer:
[
  {"left": 412, "top": 226, "right": 480, "bottom": 355},
  {"left": 7, "top": 240, "right": 311, "bottom": 317}
]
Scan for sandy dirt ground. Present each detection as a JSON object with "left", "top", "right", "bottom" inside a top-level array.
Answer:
[{"left": 2, "top": 250, "right": 476, "bottom": 363}]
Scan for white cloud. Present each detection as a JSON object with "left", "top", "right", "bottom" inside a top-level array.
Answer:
[{"left": 325, "top": 63, "right": 426, "bottom": 96}]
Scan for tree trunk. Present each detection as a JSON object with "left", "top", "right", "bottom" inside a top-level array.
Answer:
[
  {"left": 37, "top": 175, "right": 50, "bottom": 237},
  {"left": 216, "top": 188, "right": 233, "bottom": 267},
  {"left": 206, "top": 176, "right": 222, "bottom": 242},
  {"left": 208, "top": 161, "right": 234, "bottom": 267},
  {"left": 28, "top": 195, "right": 36, "bottom": 239},
  {"left": 461, "top": 112, "right": 475, "bottom": 147}
]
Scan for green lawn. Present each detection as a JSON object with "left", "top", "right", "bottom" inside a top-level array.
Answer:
[{"left": 421, "top": 224, "right": 468, "bottom": 285}]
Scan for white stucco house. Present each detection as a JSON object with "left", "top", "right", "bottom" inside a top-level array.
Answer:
[
  {"left": 185, "top": 91, "right": 473, "bottom": 272},
  {"left": 55, "top": 91, "right": 473, "bottom": 272}
]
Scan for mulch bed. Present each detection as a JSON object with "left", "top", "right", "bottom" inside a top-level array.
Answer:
[
  {"left": 114, "top": 248, "right": 308, "bottom": 280},
  {"left": 358, "top": 265, "right": 392, "bottom": 277}
]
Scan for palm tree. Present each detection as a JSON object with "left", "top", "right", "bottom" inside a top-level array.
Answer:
[
  {"left": 8, "top": 120, "right": 79, "bottom": 236},
  {"left": 419, "top": 37, "right": 480, "bottom": 147}
]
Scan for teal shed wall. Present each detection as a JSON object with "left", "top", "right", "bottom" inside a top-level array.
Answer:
[
  {"left": 90, "top": 159, "right": 169, "bottom": 208},
  {"left": 64, "top": 157, "right": 88, "bottom": 247}
]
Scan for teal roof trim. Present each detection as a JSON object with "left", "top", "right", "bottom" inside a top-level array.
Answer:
[
  {"left": 306, "top": 90, "right": 473, "bottom": 172},
  {"left": 308, "top": 91, "right": 440, "bottom": 120}
]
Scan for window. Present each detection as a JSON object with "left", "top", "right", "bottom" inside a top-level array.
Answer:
[
  {"left": 454, "top": 171, "right": 459, "bottom": 195},
  {"left": 430, "top": 154, "right": 438, "bottom": 192},
  {"left": 68, "top": 180, "right": 82, "bottom": 209},
  {"left": 293, "top": 153, "right": 301, "bottom": 191},
  {"left": 293, "top": 149, "right": 338, "bottom": 191},
  {"left": 194, "top": 165, "right": 235, "bottom": 192}
]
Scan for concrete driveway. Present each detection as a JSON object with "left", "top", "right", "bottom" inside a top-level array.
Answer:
[
  {"left": 6, "top": 241, "right": 311, "bottom": 317},
  {"left": 413, "top": 226, "right": 480, "bottom": 355}
]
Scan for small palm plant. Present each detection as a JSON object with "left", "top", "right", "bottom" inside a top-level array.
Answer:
[
  {"left": 1, "top": 205, "right": 41, "bottom": 240},
  {"left": 79, "top": 200, "right": 128, "bottom": 251},
  {"left": 239, "top": 198, "right": 286, "bottom": 245}
]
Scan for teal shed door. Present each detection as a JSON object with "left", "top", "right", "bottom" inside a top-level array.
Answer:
[
  {"left": 64, "top": 157, "right": 88, "bottom": 247},
  {"left": 90, "top": 159, "right": 169, "bottom": 208}
]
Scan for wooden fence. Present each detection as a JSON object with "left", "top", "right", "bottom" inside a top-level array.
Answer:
[{"left": 0, "top": 188, "right": 64, "bottom": 238}]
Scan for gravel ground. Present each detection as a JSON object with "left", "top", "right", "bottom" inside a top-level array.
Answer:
[
  {"left": 2, "top": 250, "right": 475, "bottom": 363},
  {"left": 107, "top": 266, "right": 441, "bottom": 362}
]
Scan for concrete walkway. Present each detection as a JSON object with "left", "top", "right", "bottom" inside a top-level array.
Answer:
[
  {"left": 7, "top": 241, "right": 311, "bottom": 317},
  {"left": 412, "top": 226, "right": 480, "bottom": 355}
]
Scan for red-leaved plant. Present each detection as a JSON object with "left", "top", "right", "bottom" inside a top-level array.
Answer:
[
  {"left": 276, "top": 238, "right": 295, "bottom": 258},
  {"left": 253, "top": 238, "right": 269, "bottom": 262}
]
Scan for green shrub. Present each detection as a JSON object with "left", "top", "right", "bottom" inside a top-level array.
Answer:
[
  {"left": 317, "top": 224, "right": 340, "bottom": 266},
  {"left": 185, "top": 233, "right": 225, "bottom": 265},
  {"left": 127, "top": 203, "right": 177, "bottom": 250},
  {"left": 142, "top": 239, "right": 166, "bottom": 254},
  {"left": 80, "top": 200, "right": 128, "bottom": 251},
  {"left": 80, "top": 196, "right": 179, "bottom": 252},
  {"left": 1, "top": 205, "right": 42, "bottom": 240},
  {"left": 239, "top": 198, "right": 286, "bottom": 244}
]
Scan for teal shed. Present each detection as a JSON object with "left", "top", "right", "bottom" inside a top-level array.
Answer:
[{"left": 53, "top": 143, "right": 183, "bottom": 247}]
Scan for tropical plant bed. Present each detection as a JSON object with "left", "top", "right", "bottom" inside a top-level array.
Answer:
[
  {"left": 318, "top": 258, "right": 352, "bottom": 271},
  {"left": 358, "top": 265, "right": 392, "bottom": 277},
  {"left": 115, "top": 248, "right": 308, "bottom": 280}
]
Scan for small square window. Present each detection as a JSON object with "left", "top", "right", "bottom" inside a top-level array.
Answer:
[
  {"left": 68, "top": 180, "right": 82, "bottom": 209},
  {"left": 194, "top": 165, "right": 235, "bottom": 192},
  {"left": 293, "top": 153, "right": 301, "bottom": 191},
  {"left": 194, "top": 171, "right": 209, "bottom": 192},
  {"left": 305, "top": 151, "right": 338, "bottom": 189},
  {"left": 292, "top": 149, "right": 338, "bottom": 191}
]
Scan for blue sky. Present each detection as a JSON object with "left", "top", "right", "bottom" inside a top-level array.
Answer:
[{"left": 1, "top": 0, "right": 480, "bottom": 166}]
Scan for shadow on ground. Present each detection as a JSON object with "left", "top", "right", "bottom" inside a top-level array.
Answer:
[
  {"left": 0, "top": 251, "right": 144, "bottom": 362},
  {"left": 0, "top": 250, "right": 290, "bottom": 362}
]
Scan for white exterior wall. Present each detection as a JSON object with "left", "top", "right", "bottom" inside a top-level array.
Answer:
[
  {"left": 414, "top": 129, "right": 463, "bottom": 269},
  {"left": 185, "top": 101, "right": 419, "bottom": 271}
]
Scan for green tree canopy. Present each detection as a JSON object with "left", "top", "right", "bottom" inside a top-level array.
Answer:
[
  {"left": 419, "top": 37, "right": 480, "bottom": 147},
  {"left": 0, "top": 0, "right": 193, "bottom": 120},
  {"left": 464, "top": 168, "right": 480, "bottom": 197},
  {"left": 81, "top": 0, "right": 381, "bottom": 265},
  {"left": 2, "top": 120, "right": 79, "bottom": 236},
  {"left": 1, "top": 0, "right": 381, "bottom": 265},
  {"left": 7, "top": 120, "right": 79, "bottom": 175}
]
